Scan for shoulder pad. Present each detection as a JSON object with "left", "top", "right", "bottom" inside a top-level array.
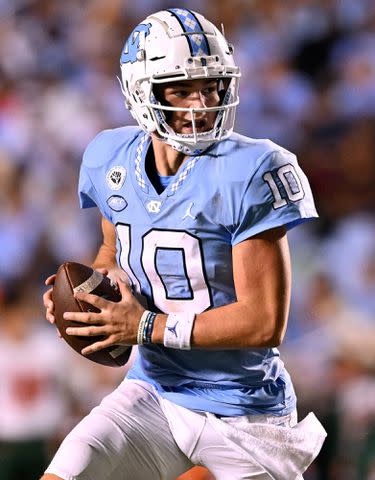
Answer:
[
  {"left": 82, "top": 126, "right": 143, "bottom": 168},
  {"left": 225, "top": 132, "right": 294, "bottom": 160},
  {"left": 211, "top": 133, "right": 295, "bottom": 185}
]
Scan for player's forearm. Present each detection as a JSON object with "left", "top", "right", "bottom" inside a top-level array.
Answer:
[
  {"left": 152, "top": 298, "right": 289, "bottom": 349},
  {"left": 91, "top": 243, "right": 117, "bottom": 270},
  {"left": 92, "top": 216, "right": 118, "bottom": 270}
]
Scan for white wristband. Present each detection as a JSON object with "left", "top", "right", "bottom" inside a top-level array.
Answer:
[
  {"left": 137, "top": 310, "right": 150, "bottom": 345},
  {"left": 163, "top": 312, "right": 196, "bottom": 350}
]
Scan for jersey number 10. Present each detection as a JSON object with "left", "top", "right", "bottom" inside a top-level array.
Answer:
[
  {"left": 116, "top": 224, "right": 211, "bottom": 313},
  {"left": 263, "top": 164, "right": 305, "bottom": 209}
]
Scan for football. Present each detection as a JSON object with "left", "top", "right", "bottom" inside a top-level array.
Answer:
[{"left": 52, "top": 262, "right": 132, "bottom": 367}]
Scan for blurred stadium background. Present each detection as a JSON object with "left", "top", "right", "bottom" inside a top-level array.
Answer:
[{"left": 1, "top": 0, "right": 375, "bottom": 479}]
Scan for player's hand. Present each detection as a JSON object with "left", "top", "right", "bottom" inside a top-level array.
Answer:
[
  {"left": 43, "top": 274, "right": 56, "bottom": 324},
  {"left": 63, "top": 277, "right": 145, "bottom": 355}
]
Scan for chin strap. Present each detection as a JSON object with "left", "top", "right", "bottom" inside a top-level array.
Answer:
[{"left": 164, "top": 136, "right": 214, "bottom": 156}]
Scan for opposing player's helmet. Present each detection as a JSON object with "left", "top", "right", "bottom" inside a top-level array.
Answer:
[{"left": 119, "top": 8, "right": 241, "bottom": 155}]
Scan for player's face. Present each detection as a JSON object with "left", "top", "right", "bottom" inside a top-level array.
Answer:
[{"left": 155, "top": 79, "right": 221, "bottom": 134}]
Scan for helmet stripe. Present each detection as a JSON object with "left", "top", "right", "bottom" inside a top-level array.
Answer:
[{"left": 167, "top": 8, "right": 211, "bottom": 57}]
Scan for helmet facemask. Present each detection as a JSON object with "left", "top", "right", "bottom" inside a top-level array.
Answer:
[{"left": 148, "top": 76, "right": 239, "bottom": 155}]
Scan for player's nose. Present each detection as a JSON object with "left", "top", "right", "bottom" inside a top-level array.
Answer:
[{"left": 188, "top": 91, "right": 207, "bottom": 109}]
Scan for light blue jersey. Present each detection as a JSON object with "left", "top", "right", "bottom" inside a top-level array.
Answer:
[{"left": 79, "top": 126, "right": 318, "bottom": 416}]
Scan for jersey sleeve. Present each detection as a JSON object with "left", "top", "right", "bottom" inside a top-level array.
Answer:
[
  {"left": 78, "top": 130, "right": 109, "bottom": 212},
  {"left": 78, "top": 166, "right": 98, "bottom": 209},
  {"left": 232, "top": 149, "right": 318, "bottom": 245},
  {"left": 77, "top": 126, "right": 141, "bottom": 217}
]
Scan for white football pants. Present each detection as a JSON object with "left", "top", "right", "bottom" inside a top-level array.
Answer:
[{"left": 45, "top": 379, "right": 326, "bottom": 480}]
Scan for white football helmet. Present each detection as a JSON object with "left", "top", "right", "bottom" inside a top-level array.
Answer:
[{"left": 119, "top": 8, "right": 241, "bottom": 155}]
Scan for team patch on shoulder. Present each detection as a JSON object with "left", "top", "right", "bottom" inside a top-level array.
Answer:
[
  {"left": 106, "top": 166, "right": 126, "bottom": 190},
  {"left": 107, "top": 195, "right": 128, "bottom": 212}
]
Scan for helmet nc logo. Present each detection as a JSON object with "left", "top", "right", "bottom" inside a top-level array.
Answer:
[{"left": 121, "top": 23, "right": 152, "bottom": 64}]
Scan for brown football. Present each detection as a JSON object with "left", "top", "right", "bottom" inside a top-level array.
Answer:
[{"left": 52, "top": 262, "right": 132, "bottom": 367}]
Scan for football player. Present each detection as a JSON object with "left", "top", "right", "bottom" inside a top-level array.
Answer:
[{"left": 42, "top": 8, "right": 326, "bottom": 480}]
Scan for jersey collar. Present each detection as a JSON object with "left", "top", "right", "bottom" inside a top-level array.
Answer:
[{"left": 133, "top": 133, "right": 203, "bottom": 197}]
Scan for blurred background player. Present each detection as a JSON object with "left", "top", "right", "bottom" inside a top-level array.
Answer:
[
  {"left": 0, "top": 285, "right": 127, "bottom": 480},
  {"left": 41, "top": 7, "right": 325, "bottom": 480},
  {"left": 0, "top": 286, "right": 70, "bottom": 480}
]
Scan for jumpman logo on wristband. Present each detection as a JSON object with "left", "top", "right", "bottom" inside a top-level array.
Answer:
[{"left": 167, "top": 321, "right": 179, "bottom": 337}]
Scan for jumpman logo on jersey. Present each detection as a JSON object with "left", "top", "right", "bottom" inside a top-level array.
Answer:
[
  {"left": 182, "top": 202, "right": 197, "bottom": 220},
  {"left": 167, "top": 321, "right": 179, "bottom": 337}
]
